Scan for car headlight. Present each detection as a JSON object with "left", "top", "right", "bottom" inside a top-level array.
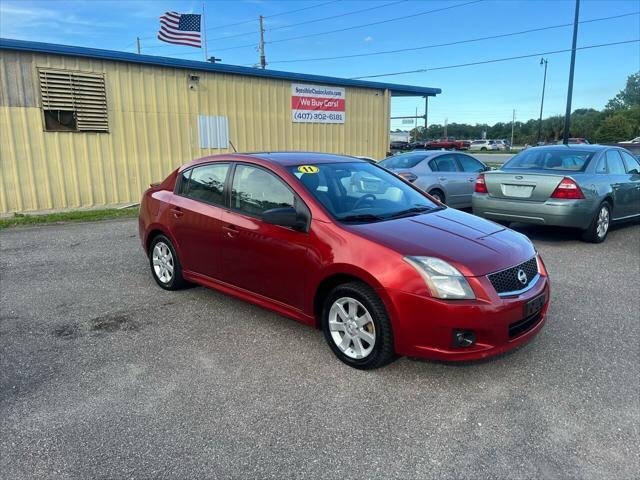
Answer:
[{"left": 404, "top": 256, "right": 475, "bottom": 299}]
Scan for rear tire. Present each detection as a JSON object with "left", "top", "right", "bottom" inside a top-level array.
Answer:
[
  {"left": 581, "top": 202, "right": 611, "bottom": 243},
  {"left": 149, "top": 235, "right": 186, "bottom": 290},
  {"left": 429, "top": 189, "right": 445, "bottom": 204},
  {"left": 321, "top": 282, "right": 395, "bottom": 370}
]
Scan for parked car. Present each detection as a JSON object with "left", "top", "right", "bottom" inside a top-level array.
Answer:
[
  {"left": 390, "top": 141, "right": 411, "bottom": 151},
  {"left": 495, "top": 139, "right": 511, "bottom": 151},
  {"left": 140, "top": 152, "right": 549, "bottom": 369},
  {"left": 620, "top": 137, "right": 640, "bottom": 144},
  {"left": 470, "top": 139, "right": 499, "bottom": 151},
  {"left": 425, "top": 137, "right": 471, "bottom": 150},
  {"left": 379, "top": 151, "right": 489, "bottom": 208},
  {"left": 567, "top": 138, "right": 590, "bottom": 144},
  {"left": 472, "top": 145, "right": 640, "bottom": 243}
]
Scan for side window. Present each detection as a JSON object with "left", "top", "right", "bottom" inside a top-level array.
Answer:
[
  {"left": 433, "top": 154, "right": 459, "bottom": 172},
  {"left": 594, "top": 157, "right": 607, "bottom": 174},
  {"left": 185, "top": 163, "right": 229, "bottom": 205},
  {"left": 457, "top": 155, "right": 485, "bottom": 173},
  {"left": 620, "top": 151, "right": 640, "bottom": 174},
  {"left": 176, "top": 169, "right": 192, "bottom": 194},
  {"left": 605, "top": 150, "right": 626, "bottom": 175},
  {"left": 231, "top": 165, "right": 295, "bottom": 217}
]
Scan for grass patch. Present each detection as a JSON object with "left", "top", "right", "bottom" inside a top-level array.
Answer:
[{"left": 0, "top": 207, "right": 139, "bottom": 230}]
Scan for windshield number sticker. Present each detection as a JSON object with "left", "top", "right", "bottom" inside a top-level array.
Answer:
[{"left": 298, "top": 165, "right": 319, "bottom": 174}]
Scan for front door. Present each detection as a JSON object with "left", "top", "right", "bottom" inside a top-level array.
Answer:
[
  {"left": 604, "top": 150, "right": 636, "bottom": 219},
  {"left": 219, "top": 164, "right": 310, "bottom": 311},
  {"left": 619, "top": 150, "right": 640, "bottom": 217}
]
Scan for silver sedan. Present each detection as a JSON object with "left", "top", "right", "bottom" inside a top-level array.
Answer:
[{"left": 379, "top": 151, "right": 489, "bottom": 208}]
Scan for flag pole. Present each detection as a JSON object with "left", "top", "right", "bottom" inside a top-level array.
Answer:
[{"left": 202, "top": 2, "right": 208, "bottom": 61}]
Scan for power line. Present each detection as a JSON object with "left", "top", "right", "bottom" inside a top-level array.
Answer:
[
  {"left": 210, "top": 0, "right": 484, "bottom": 52},
  {"left": 352, "top": 39, "right": 640, "bottom": 79},
  {"left": 136, "top": 0, "right": 341, "bottom": 42},
  {"left": 206, "top": 0, "right": 406, "bottom": 43},
  {"left": 267, "top": 0, "right": 484, "bottom": 45},
  {"left": 257, "top": 11, "right": 639, "bottom": 65},
  {"left": 206, "top": 0, "right": 341, "bottom": 31}
]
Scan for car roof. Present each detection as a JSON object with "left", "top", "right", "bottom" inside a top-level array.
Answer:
[
  {"left": 184, "top": 151, "right": 366, "bottom": 169},
  {"left": 526, "top": 144, "right": 608, "bottom": 153}
]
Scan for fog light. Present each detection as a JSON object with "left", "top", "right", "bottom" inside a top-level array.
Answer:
[{"left": 453, "top": 330, "right": 476, "bottom": 348}]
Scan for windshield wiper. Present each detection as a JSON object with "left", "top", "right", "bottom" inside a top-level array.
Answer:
[
  {"left": 385, "top": 205, "right": 441, "bottom": 219},
  {"left": 337, "top": 213, "right": 385, "bottom": 223}
]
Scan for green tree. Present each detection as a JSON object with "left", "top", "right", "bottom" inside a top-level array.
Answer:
[
  {"left": 605, "top": 72, "right": 640, "bottom": 110},
  {"left": 596, "top": 113, "right": 634, "bottom": 142}
]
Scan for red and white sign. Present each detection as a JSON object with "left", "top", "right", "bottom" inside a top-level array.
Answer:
[{"left": 291, "top": 83, "right": 345, "bottom": 124}]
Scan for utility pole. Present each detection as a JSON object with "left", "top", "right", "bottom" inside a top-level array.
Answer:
[
  {"left": 414, "top": 107, "right": 418, "bottom": 142},
  {"left": 259, "top": 15, "right": 266, "bottom": 69},
  {"left": 444, "top": 118, "right": 448, "bottom": 138},
  {"left": 537, "top": 58, "right": 548, "bottom": 144},
  {"left": 136, "top": 37, "right": 141, "bottom": 54},
  {"left": 424, "top": 96, "right": 429, "bottom": 134},
  {"left": 511, "top": 109, "right": 516, "bottom": 147},
  {"left": 563, "top": 0, "right": 580, "bottom": 144}
]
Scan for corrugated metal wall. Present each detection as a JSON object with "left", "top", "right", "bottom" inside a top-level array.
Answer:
[{"left": 0, "top": 50, "right": 391, "bottom": 213}]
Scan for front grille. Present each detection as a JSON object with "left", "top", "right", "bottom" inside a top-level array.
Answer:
[
  {"left": 509, "top": 313, "right": 542, "bottom": 339},
  {"left": 487, "top": 257, "right": 538, "bottom": 295}
]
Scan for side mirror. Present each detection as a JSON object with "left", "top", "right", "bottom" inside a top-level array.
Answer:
[{"left": 262, "top": 206, "right": 309, "bottom": 232}]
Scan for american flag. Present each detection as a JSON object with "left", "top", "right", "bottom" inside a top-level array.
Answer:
[{"left": 158, "top": 12, "right": 202, "bottom": 48}]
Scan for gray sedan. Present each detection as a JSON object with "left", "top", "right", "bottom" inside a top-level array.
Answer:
[
  {"left": 472, "top": 145, "right": 640, "bottom": 243},
  {"left": 379, "top": 151, "right": 489, "bottom": 208}
]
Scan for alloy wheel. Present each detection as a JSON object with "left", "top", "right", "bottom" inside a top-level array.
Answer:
[
  {"left": 328, "top": 297, "right": 376, "bottom": 359},
  {"left": 596, "top": 206, "right": 610, "bottom": 239},
  {"left": 152, "top": 242, "right": 174, "bottom": 283}
]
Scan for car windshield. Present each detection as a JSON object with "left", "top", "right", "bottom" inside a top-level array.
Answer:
[
  {"left": 379, "top": 153, "right": 429, "bottom": 169},
  {"left": 288, "top": 162, "right": 440, "bottom": 223},
  {"left": 503, "top": 148, "right": 595, "bottom": 172}
]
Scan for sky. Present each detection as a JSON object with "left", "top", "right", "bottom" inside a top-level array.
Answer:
[{"left": 1, "top": 0, "right": 639, "bottom": 130}]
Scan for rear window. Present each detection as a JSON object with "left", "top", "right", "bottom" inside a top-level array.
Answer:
[
  {"left": 380, "top": 153, "right": 428, "bottom": 169},
  {"left": 503, "top": 149, "right": 595, "bottom": 172}
]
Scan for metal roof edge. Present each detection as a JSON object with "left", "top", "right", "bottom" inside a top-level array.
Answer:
[{"left": 0, "top": 38, "right": 441, "bottom": 97}]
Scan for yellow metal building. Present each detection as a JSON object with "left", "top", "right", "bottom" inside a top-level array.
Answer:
[{"left": 0, "top": 39, "right": 440, "bottom": 214}]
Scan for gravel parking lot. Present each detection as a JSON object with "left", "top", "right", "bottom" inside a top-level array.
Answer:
[{"left": 1, "top": 218, "right": 638, "bottom": 479}]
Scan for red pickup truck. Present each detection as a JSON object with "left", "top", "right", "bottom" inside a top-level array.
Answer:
[{"left": 425, "top": 137, "right": 471, "bottom": 150}]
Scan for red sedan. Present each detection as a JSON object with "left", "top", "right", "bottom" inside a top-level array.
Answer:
[{"left": 139, "top": 153, "right": 550, "bottom": 369}]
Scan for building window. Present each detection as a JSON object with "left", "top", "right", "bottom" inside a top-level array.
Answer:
[
  {"left": 38, "top": 68, "right": 109, "bottom": 132},
  {"left": 198, "top": 115, "right": 229, "bottom": 149}
]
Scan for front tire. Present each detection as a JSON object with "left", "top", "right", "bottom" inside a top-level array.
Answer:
[
  {"left": 321, "top": 282, "right": 395, "bottom": 369},
  {"left": 149, "top": 235, "right": 186, "bottom": 290},
  {"left": 581, "top": 202, "right": 611, "bottom": 243}
]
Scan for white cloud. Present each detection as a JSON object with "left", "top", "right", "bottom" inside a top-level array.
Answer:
[{"left": 363, "top": 36, "right": 373, "bottom": 43}]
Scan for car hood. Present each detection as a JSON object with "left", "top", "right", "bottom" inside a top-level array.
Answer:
[{"left": 346, "top": 208, "right": 535, "bottom": 276}]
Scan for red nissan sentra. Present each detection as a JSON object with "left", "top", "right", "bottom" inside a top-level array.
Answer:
[{"left": 139, "top": 153, "right": 550, "bottom": 369}]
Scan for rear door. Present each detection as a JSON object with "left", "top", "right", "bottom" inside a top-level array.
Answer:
[
  {"left": 620, "top": 150, "right": 640, "bottom": 216},
  {"left": 455, "top": 154, "right": 487, "bottom": 206},
  {"left": 427, "top": 154, "right": 468, "bottom": 207},
  {"left": 169, "top": 163, "right": 230, "bottom": 278},
  {"left": 604, "top": 149, "right": 635, "bottom": 219}
]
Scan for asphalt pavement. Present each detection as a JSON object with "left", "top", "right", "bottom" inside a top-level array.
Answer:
[{"left": 1, "top": 218, "right": 639, "bottom": 479}]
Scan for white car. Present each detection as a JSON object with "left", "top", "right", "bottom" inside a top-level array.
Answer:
[
  {"left": 469, "top": 140, "right": 499, "bottom": 151},
  {"left": 620, "top": 137, "right": 640, "bottom": 144},
  {"left": 494, "top": 139, "right": 511, "bottom": 150}
]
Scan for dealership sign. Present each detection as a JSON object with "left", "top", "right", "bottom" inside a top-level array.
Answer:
[{"left": 291, "top": 83, "right": 345, "bottom": 124}]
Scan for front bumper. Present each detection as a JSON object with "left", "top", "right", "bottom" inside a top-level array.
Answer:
[
  {"left": 386, "top": 274, "right": 550, "bottom": 361},
  {"left": 472, "top": 193, "right": 595, "bottom": 229}
]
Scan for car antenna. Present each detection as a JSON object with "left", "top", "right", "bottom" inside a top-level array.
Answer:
[{"left": 229, "top": 141, "right": 237, "bottom": 153}]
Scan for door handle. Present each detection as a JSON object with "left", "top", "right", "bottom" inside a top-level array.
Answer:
[
  {"left": 438, "top": 177, "right": 447, "bottom": 181},
  {"left": 223, "top": 225, "right": 239, "bottom": 238},
  {"left": 170, "top": 207, "right": 184, "bottom": 218}
]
